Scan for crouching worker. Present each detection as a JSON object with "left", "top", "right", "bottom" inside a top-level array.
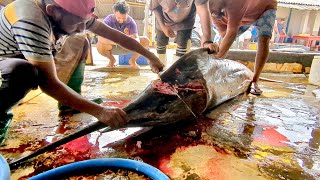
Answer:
[
  {"left": 0, "top": 0, "right": 164, "bottom": 144},
  {"left": 97, "top": 0, "right": 150, "bottom": 68}
]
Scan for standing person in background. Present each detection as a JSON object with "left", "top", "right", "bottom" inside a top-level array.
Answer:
[
  {"left": 150, "top": 0, "right": 218, "bottom": 66},
  {"left": 98, "top": 0, "right": 150, "bottom": 68},
  {"left": 209, "top": 0, "right": 277, "bottom": 95},
  {"left": 274, "top": 18, "right": 286, "bottom": 43}
]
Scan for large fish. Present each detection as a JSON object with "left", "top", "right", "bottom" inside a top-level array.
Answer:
[{"left": 9, "top": 49, "right": 253, "bottom": 168}]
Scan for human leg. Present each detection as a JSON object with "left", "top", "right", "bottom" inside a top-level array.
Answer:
[
  {"left": 175, "top": 29, "right": 192, "bottom": 57},
  {"left": 129, "top": 36, "right": 150, "bottom": 68},
  {"left": 0, "top": 58, "right": 38, "bottom": 144},
  {"left": 156, "top": 29, "right": 169, "bottom": 66},
  {"left": 250, "top": 35, "right": 270, "bottom": 95},
  {"left": 251, "top": 9, "right": 276, "bottom": 95},
  {"left": 97, "top": 36, "right": 117, "bottom": 67}
]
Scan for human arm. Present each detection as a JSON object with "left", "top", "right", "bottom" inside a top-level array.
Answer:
[
  {"left": 130, "top": 33, "right": 140, "bottom": 42},
  {"left": 196, "top": 2, "right": 211, "bottom": 45},
  {"left": 10, "top": 18, "right": 127, "bottom": 128},
  {"left": 216, "top": 24, "right": 238, "bottom": 58},
  {"left": 29, "top": 59, "right": 127, "bottom": 128},
  {"left": 196, "top": 1, "right": 218, "bottom": 53},
  {"left": 215, "top": 9, "right": 241, "bottom": 58}
]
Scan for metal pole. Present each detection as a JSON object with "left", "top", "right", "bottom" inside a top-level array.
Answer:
[
  {"left": 286, "top": 8, "right": 292, "bottom": 35},
  {"left": 143, "top": 0, "right": 149, "bottom": 36},
  {"left": 152, "top": 12, "right": 156, "bottom": 46}
]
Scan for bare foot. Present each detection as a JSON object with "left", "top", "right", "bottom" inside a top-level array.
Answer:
[
  {"left": 107, "top": 59, "right": 117, "bottom": 67},
  {"left": 129, "top": 59, "right": 140, "bottom": 69},
  {"left": 250, "top": 82, "right": 262, "bottom": 95}
]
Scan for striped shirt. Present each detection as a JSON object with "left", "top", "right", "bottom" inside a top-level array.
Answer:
[{"left": 0, "top": 0, "right": 96, "bottom": 62}]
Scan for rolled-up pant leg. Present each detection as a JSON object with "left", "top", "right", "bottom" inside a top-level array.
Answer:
[
  {"left": 54, "top": 35, "right": 89, "bottom": 112},
  {"left": 0, "top": 58, "right": 38, "bottom": 114}
]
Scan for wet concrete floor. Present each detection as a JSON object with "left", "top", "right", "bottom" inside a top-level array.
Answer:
[{"left": 0, "top": 64, "right": 319, "bottom": 179}]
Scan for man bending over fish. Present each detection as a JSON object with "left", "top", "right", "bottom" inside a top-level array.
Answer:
[
  {"left": 209, "top": 0, "right": 277, "bottom": 95},
  {"left": 0, "top": 0, "right": 164, "bottom": 144}
]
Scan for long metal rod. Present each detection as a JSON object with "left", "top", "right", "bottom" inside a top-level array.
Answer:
[{"left": 9, "top": 122, "right": 110, "bottom": 169}]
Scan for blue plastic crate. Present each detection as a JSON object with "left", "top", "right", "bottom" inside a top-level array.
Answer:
[{"left": 119, "top": 53, "right": 148, "bottom": 65}]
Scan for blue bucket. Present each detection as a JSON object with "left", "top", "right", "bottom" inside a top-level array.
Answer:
[{"left": 0, "top": 154, "right": 10, "bottom": 180}]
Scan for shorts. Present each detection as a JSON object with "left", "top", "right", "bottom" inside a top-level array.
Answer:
[
  {"left": 238, "top": 9, "right": 276, "bottom": 38},
  {"left": 111, "top": 45, "right": 132, "bottom": 55},
  {"left": 156, "top": 29, "right": 192, "bottom": 48}
]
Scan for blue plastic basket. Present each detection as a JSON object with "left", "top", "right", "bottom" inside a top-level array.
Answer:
[{"left": 119, "top": 54, "right": 148, "bottom": 65}]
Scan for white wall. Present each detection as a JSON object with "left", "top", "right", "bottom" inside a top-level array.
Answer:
[
  {"left": 277, "top": 8, "right": 320, "bottom": 37},
  {"left": 312, "top": 11, "right": 320, "bottom": 35},
  {"left": 288, "top": 9, "right": 304, "bottom": 36},
  {"left": 276, "top": 7, "right": 290, "bottom": 19}
]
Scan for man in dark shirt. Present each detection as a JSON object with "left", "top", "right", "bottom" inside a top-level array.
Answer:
[{"left": 150, "top": 0, "right": 218, "bottom": 66}]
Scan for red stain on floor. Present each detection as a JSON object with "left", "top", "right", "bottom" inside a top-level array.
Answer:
[
  {"left": 206, "top": 157, "right": 227, "bottom": 180},
  {"left": 254, "top": 128, "right": 290, "bottom": 147},
  {"left": 159, "top": 157, "right": 175, "bottom": 177}
]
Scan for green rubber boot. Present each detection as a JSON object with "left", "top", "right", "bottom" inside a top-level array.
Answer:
[
  {"left": 58, "top": 62, "right": 102, "bottom": 116},
  {"left": 0, "top": 113, "right": 13, "bottom": 145}
]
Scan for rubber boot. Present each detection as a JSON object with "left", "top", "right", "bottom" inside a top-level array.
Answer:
[
  {"left": 0, "top": 112, "right": 13, "bottom": 145},
  {"left": 157, "top": 53, "right": 167, "bottom": 67},
  {"left": 58, "top": 62, "right": 85, "bottom": 115},
  {"left": 58, "top": 62, "right": 103, "bottom": 116}
]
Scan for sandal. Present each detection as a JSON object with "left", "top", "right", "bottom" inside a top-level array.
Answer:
[{"left": 250, "top": 82, "right": 262, "bottom": 96}]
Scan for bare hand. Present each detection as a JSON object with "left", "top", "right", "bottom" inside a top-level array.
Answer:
[
  {"left": 203, "top": 42, "right": 219, "bottom": 54},
  {"left": 162, "top": 26, "right": 176, "bottom": 38},
  {"left": 96, "top": 107, "right": 128, "bottom": 128},
  {"left": 149, "top": 54, "right": 165, "bottom": 73}
]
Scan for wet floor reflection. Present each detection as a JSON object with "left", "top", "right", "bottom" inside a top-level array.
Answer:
[{"left": 1, "top": 69, "right": 320, "bottom": 179}]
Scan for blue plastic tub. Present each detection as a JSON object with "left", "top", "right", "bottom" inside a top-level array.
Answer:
[
  {"left": 30, "top": 158, "right": 170, "bottom": 180},
  {"left": 119, "top": 54, "right": 149, "bottom": 65}
]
